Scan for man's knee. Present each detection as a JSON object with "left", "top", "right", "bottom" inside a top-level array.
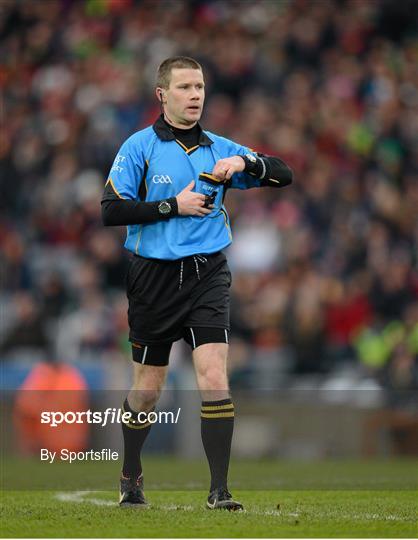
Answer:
[
  {"left": 129, "top": 388, "right": 161, "bottom": 411},
  {"left": 129, "top": 363, "right": 167, "bottom": 411},
  {"left": 195, "top": 361, "right": 228, "bottom": 390},
  {"left": 193, "top": 343, "right": 229, "bottom": 391}
]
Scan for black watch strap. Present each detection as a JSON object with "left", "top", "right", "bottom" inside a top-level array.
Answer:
[{"left": 242, "top": 153, "right": 267, "bottom": 180}]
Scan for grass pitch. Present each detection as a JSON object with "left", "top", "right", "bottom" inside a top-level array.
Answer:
[{"left": 1, "top": 458, "right": 417, "bottom": 538}]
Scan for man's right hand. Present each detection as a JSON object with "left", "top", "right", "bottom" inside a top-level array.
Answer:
[{"left": 176, "top": 181, "right": 213, "bottom": 217}]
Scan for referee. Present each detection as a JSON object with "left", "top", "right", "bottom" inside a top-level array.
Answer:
[{"left": 101, "top": 56, "right": 293, "bottom": 510}]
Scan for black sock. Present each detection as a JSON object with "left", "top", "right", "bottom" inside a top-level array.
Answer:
[
  {"left": 201, "top": 398, "right": 234, "bottom": 491},
  {"left": 121, "top": 398, "right": 152, "bottom": 480}
]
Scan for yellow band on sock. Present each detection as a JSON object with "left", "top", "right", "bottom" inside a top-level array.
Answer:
[
  {"left": 122, "top": 404, "right": 152, "bottom": 428},
  {"left": 122, "top": 420, "right": 152, "bottom": 430},
  {"left": 201, "top": 403, "right": 234, "bottom": 412}
]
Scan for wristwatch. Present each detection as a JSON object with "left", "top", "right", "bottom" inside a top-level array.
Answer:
[
  {"left": 242, "top": 153, "right": 265, "bottom": 179},
  {"left": 244, "top": 153, "right": 257, "bottom": 164},
  {"left": 242, "top": 153, "right": 258, "bottom": 176},
  {"left": 158, "top": 200, "right": 172, "bottom": 215}
]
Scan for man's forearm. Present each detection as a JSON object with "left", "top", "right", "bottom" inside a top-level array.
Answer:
[
  {"left": 243, "top": 154, "right": 293, "bottom": 187},
  {"left": 101, "top": 197, "right": 178, "bottom": 226}
]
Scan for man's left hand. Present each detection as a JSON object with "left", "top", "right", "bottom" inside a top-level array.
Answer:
[{"left": 212, "top": 156, "right": 245, "bottom": 182}]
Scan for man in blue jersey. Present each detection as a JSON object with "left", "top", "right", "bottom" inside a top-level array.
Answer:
[{"left": 101, "top": 56, "right": 292, "bottom": 510}]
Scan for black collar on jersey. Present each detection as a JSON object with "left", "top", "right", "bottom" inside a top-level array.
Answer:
[{"left": 153, "top": 114, "right": 213, "bottom": 146}]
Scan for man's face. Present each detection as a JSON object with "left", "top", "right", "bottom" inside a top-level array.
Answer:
[{"left": 160, "top": 68, "right": 205, "bottom": 127}]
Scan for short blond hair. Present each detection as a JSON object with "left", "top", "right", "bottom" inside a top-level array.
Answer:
[{"left": 156, "top": 56, "right": 203, "bottom": 89}]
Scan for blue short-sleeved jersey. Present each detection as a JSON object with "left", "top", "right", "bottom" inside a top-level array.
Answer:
[{"left": 105, "top": 116, "right": 261, "bottom": 260}]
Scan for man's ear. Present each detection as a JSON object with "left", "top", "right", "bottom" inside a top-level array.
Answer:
[{"left": 156, "top": 88, "right": 165, "bottom": 103}]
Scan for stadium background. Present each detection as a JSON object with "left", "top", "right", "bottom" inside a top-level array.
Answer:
[{"left": 1, "top": 0, "right": 417, "bottom": 465}]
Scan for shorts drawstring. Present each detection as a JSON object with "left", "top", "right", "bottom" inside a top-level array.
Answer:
[
  {"left": 179, "top": 260, "right": 184, "bottom": 290},
  {"left": 193, "top": 255, "right": 208, "bottom": 281},
  {"left": 178, "top": 255, "right": 208, "bottom": 290},
  {"left": 193, "top": 256, "right": 200, "bottom": 280}
]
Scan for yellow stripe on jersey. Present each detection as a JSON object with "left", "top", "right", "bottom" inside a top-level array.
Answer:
[
  {"left": 175, "top": 139, "right": 189, "bottom": 152},
  {"left": 105, "top": 177, "right": 124, "bottom": 199},
  {"left": 220, "top": 209, "right": 232, "bottom": 241},
  {"left": 144, "top": 160, "right": 149, "bottom": 195},
  {"left": 135, "top": 228, "right": 142, "bottom": 255}
]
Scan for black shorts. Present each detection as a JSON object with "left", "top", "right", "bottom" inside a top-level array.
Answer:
[{"left": 126, "top": 251, "right": 231, "bottom": 365}]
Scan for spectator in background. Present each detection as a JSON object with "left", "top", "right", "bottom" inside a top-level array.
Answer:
[
  {"left": 0, "top": 0, "right": 416, "bottom": 400},
  {"left": 0, "top": 292, "right": 49, "bottom": 357},
  {"left": 14, "top": 353, "right": 90, "bottom": 455}
]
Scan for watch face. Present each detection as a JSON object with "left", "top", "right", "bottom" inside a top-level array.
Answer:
[
  {"left": 245, "top": 153, "right": 257, "bottom": 163},
  {"left": 158, "top": 201, "right": 171, "bottom": 214}
]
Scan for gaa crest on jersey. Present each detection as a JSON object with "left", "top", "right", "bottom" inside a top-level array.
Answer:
[{"left": 152, "top": 175, "right": 172, "bottom": 184}]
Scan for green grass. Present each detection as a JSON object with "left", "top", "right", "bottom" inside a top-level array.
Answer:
[
  {"left": 1, "top": 459, "right": 417, "bottom": 537},
  {"left": 1, "top": 489, "right": 417, "bottom": 538},
  {"left": 2, "top": 456, "right": 417, "bottom": 490}
]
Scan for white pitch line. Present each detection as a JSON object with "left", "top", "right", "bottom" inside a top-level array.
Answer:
[
  {"left": 277, "top": 509, "right": 409, "bottom": 522},
  {"left": 247, "top": 509, "right": 410, "bottom": 521},
  {"left": 338, "top": 512, "right": 409, "bottom": 522},
  {"left": 55, "top": 491, "right": 115, "bottom": 507},
  {"left": 54, "top": 493, "right": 280, "bottom": 517},
  {"left": 54, "top": 492, "right": 410, "bottom": 521},
  {"left": 54, "top": 491, "right": 194, "bottom": 511}
]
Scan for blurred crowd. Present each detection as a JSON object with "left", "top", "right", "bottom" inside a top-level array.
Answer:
[{"left": 1, "top": 0, "right": 417, "bottom": 399}]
